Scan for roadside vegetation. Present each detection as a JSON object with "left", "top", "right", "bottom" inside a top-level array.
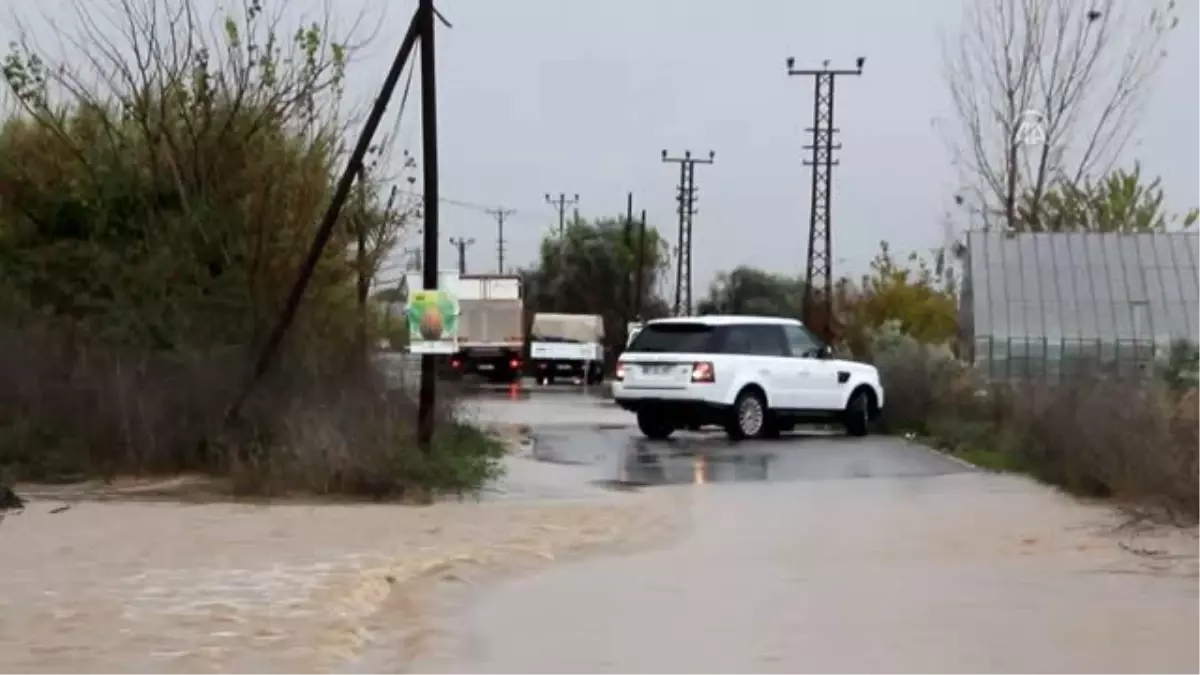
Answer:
[
  {"left": 589, "top": 0, "right": 1198, "bottom": 522},
  {"left": 0, "top": 0, "right": 504, "bottom": 498},
  {"left": 867, "top": 324, "right": 1198, "bottom": 522}
]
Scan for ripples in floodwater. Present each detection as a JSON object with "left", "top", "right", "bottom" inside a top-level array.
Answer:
[{"left": 0, "top": 490, "right": 679, "bottom": 673}]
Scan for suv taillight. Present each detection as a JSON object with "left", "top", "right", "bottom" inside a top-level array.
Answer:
[
  {"left": 614, "top": 362, "right": 626, "bottom": 381},
  {"left": 691, "top": 361, "right": 715, "bottom": 383}
]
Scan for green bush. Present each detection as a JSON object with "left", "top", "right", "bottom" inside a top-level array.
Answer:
[{"left": 0, "top": 0, "right": 504, "bottom": 500}]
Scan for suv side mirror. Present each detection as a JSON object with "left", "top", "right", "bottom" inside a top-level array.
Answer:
[{"left": 818, "top": 344, "right": 834, "bottom": 359}]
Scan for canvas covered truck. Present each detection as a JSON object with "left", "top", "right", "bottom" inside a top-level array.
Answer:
[
  {"left": 451, "top": 274, "right": 524, "bottom": 382},
  {"left": 529, "top": 313, "right": 605, "bottom": 385},
  {"left": 402, "top": 272, "right": 524, "bottom": 382}
]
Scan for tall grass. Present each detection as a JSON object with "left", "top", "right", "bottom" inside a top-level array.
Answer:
[{"left": 870, "top": 331, "right": 1198, "bottom": 523}]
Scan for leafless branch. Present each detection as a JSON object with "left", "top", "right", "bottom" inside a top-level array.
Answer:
[{"left": 941, "top": 0, "right": 1179, "bottom": 231}]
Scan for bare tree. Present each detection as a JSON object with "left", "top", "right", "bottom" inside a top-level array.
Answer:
[{"left": 941, "top": 0, "right": 1183, "bottom": 231}]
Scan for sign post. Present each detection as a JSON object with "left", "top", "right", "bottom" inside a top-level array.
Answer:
[{"left": 407, "top": 289, "right": 460, "bottom": 355}]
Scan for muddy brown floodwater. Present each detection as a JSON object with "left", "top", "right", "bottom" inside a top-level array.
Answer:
[
  {"left": 408, "top": 472, "right": 1199, "bottom": 674},
  {"left": 2, "top": 387, "right": 1196, "bottom": 673},
  {"left": 0, "top": 489, "right": 684, "bottom": 673}
]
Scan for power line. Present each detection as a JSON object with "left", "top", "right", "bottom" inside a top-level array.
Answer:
[
  {"left": 396, "top": 188, "right": 520, "bottom": 213},
  {"left": 787, "top": 56, "right": 865, "bottom": 343},
  {"left": 662, "top": 149, "right": 714, "bottom": 316}
]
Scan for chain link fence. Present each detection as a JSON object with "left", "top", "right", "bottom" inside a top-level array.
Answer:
[{"left": 960, "top": 231, "right": 1199, "bottom": 382}]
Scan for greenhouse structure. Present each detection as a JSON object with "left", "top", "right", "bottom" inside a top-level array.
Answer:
[{"left": 959, "top": 230, "right": 1199, "bottom": 380}]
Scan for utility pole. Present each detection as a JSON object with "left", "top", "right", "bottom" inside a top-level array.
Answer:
[
  {"left": 623, "top": 192, "right": 634, "bottom": 326},
  {"left": 544, "top": 192, "right": 578, "bottom": 312},
  {"left": 544, "top": 192, "right": 579, "bottom": 238},
  {"left": 633, "top": 208, "right": 647, "bottom": 320},
  {"left": 484, "top": 207, "right": 515, "bottom": 273},
  {"left": 661, "top": 149, "right": 714, "bottom": 316},
  {"left": 449, "top": 236, "right": 475, "bottom": 275},
  {"left": 786, "top": 56, "right": 864, "bottom": 343},
  {"left": 415, "top": 0, "right": 441, "bottom": 452}
]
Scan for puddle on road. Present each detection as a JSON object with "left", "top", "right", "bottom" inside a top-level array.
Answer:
[
  {"left": 531, "top": 426, "right": 971, "bottom": 488},
  {"left": 619, "top": 447, "right": 771, "bottom": 486}
]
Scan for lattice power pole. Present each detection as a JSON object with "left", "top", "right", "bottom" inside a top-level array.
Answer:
[
  {"left": 662, "top": 149, "right": 714, "bottom": 316},
  {"left": 786, "top": 56, "right": 864, "bottom": 342}
]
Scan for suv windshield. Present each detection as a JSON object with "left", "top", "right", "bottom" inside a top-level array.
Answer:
[{"left": 628, "top": 323, "right": 716, "bottom": 353}]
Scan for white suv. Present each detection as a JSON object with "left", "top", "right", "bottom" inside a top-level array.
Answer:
[{"left": 612, "top": 315, "right": 884, "bottom": 441}]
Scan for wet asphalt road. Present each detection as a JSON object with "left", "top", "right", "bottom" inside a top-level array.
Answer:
[{"left": 461, "top": 384, "right": 970, "bottom": 487}]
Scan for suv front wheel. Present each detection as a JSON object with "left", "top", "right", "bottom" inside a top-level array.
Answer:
[
  {"left": 726, "top": 388, "right": 767, "bottom": 441},
  {"left": 843, "top": 388, "right": 871, "bottom": 437},
  {"left": 637, "top": 411, "right": 675, "bottom": 440}
]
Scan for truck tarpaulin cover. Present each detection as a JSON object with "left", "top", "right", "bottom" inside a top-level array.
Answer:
[
  {"left": 458, "top": 299, "right": 523, "bottom": 343},
  {"left": 531, "top": 313, "right": 605, "bottom": 343}
]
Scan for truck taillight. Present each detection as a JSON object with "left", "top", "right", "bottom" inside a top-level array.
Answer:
[{"left": 691, "top": 361, "right": 715, "bottom": 383}]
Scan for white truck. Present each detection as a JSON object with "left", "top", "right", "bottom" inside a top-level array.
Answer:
[
  {"left": 404, "top": 272, "right": 524, "bottom": 382},
  {"left": 529, "top": 313, "right": 605, "bottom": 385}
]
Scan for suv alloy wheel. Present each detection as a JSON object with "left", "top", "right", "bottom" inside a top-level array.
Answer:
[{"left": 726, "top": 388, "right": 766, "bottom": 441}]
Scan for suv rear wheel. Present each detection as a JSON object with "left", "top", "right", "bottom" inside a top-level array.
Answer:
[
  {"left": 726, "top": 388, "right": 767, "bottom": 441},
  {"left": 637, "top": 411, "right": 675, "bottom": 440}
]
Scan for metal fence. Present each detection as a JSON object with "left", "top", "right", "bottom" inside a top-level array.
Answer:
[{"left": 961, "top": 231, "right": 1199, "bottom": 382}]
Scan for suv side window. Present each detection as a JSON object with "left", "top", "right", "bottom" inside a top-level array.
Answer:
[
  {"left": 721, "top": 326, "right": 753, "bottom": 354},
  {"left": 719, "top": 324, "right": 789, "bottom": 357},
  {"left": 746, "top": 324, "right": 789, "bottom": 357},
  {"left": 782, "top": 323, "right": 822, "bottom": 358}
]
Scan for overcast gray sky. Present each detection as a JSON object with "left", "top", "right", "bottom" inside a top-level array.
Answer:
[
  {"left": 392, "top": 0, "right": 1199, "bottom": 287},
  {"left": 7, "top": 0, "right": 1198, "bottom": 291}
]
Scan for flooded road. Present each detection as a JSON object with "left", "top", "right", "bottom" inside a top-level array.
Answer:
[
  {"left": 3, "top": 385, "right": 1196, "bottom": 673},
  {"left": 411, "top": 472, "right": 1198, "bottom": 673},
  {"left": 411, "top": 390, "right": 1200, "bottom": 674},
  {"left": 0, "top": 387, "right": 680, "bottom": 673}
]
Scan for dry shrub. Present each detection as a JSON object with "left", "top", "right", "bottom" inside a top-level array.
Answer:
[
  {"left": 872, "top": 333, "right": 1198, "bottom": 522},
  {"left": 0, "top": 323, "right": 504, "bottom": 498},
  {"left": 1006, "top": 379, "right": 1195, "bottom": 515}
]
